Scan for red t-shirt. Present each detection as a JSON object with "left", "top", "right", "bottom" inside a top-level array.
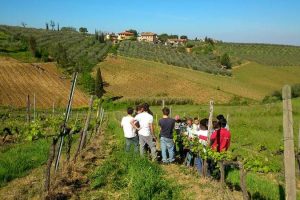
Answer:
[{"left": 210, "top": 128, "right": 231, "bottom": 152}]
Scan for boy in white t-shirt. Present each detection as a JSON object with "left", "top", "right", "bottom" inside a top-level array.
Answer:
[
  {"left": 132, "top": 105, "right": 157, "bottom": 161},
  {"left": 121, "top": 107, "right": 138, "bottom": 152}
]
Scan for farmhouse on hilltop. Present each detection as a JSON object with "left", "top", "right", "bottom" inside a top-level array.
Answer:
[
  {"left": 167, "top": 38, "right": 187, "bottom": 46},
  {"left": 105, "top": 33, "right": 118, "bottom": 43},
  {"left": 139, "top": 32, "right": 158, "bottom": 43},
  {"left": 118, "top": 31, "right": 134, "bottom": 40}
]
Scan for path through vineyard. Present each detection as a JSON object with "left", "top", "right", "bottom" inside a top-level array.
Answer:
[{"left": 161, "top": 164, "right": 242, "bottom": 200}]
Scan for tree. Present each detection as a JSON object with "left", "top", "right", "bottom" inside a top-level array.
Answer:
[
  {"left": 95, "top": 30, "right": 99, "bottom": 40},
  {"left": 79, "top": 27, "right": 88, "bottom": 34},
  {"left": 127, "top": 29, "right": 138, "bottom": 37},
  {"left": 205, "top": 36, "right": 214, "bottom": 45},
  {"left": 180, "top": 35, "right": 188, "bottom": 40},
  {"left": 95, "top": 67, "right": 105, "bottom": 98},
  {"left": 168, "top": 35, "right": 178, "bottom": 39},
  {"left": 57, "top": 23, "right": 60, "bottom": 31},
  {"left": 45, "top": 22, "right": 49, "bottom": 30},
  {"left": 21, "top": 22, "right": 27, "bottom": 28},
  {"left": 158, "top": 33, "right": 169, "bottom": 43},
  {"left": 28, "top": 36, "right": 37, "bottom": 56},
  {"left": 61, "top": 27, "right": 76, "bottom": 32},
  {"left": 220, "top": 53, "right": 232, "bottom": 69},
  {"left": 99, "top": 32, "right": 105, "bottom": 43},
  {"left": 50, "top": 20, "right": 55, "bottom": 31}
]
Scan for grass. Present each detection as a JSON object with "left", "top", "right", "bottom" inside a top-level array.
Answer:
[
  {"left": 0, "top": 139, "right": 50, "bottom": 187},
  {"left": 89, "top": 113, "right": 181, "bottom": 199},
  {"left": 99, "top": 56, "right": 300, "bottom": 104}
]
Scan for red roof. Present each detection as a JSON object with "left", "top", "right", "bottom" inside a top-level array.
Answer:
[
  {"left": 141, "top": 32, "right": 157, "bottom": 36},
  {"left": 118, "top": 31, "right": 134, "bottom": 36}
]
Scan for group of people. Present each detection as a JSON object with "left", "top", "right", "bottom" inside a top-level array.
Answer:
[{"left": 121, "top": 103, "right": 231, "bottom": 175}]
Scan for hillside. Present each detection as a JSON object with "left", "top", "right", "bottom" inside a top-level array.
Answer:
[
  {"left": 99, "top": 56, "right": 300, "bottom": 104},
  {"left": 0, "top": 25, "right": 111, "bottom": 93},
  {"left": 0, "top": 57, "right": 88, "bottom": 108},
  {"left": 118, "top": 41, "right": 230, "bottom": 75}
]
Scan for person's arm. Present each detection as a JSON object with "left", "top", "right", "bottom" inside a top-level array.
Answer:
[
  {"left": 131, "top": 120, "right": 140, "bottom": 130},
  {"left": 149, "top": 123, "right": 157, "bottom": 140},
  {"left": 210, "top": 131, "right": 216, "bottom": 145},
  {"left": 121, "top": 118, "right": 123, "bottom": 128}
]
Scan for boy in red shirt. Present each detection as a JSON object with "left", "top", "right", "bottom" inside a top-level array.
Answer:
[{"left": 210, "top": 118, "right": 231, "bottom": 152}]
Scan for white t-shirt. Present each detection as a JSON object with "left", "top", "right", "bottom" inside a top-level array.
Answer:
[
  {"left": 134, "top": 112, "right": 153, "bottom": 136},
  {"left": 121, "top": 115, "right": 136, "bottom": 138},
  {"left": 195, "top": 130, "right": 208, "bottom": 146}
]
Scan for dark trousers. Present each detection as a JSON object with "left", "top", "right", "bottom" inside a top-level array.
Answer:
[{"left": 125, "top": 136, "right": 139, "bottom": 153}]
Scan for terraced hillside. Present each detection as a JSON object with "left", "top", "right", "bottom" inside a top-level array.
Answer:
[
  {"left": 0, "top": 57, "right": 88, "bottom": 108},
  {"left": 216, "top": 43, "right": 300, "bottom": 66},
  {"left": 118, "top": 41, "right": 231, "bottom": 75},
  {"left": 99, "top": 56, "right": 300, "bottom": 104}
]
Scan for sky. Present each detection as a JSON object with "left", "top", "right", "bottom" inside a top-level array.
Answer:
[{"left": 1, "top": 0, "right": 300, "bottom": 45}]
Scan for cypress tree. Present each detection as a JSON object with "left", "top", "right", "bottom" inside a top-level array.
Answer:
[{"left": 95, "top": 67, "right": 105, "bottom": 98}]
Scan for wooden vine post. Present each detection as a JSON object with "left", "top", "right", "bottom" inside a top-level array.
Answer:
[
  {"left": 162, "top": 99, "right": 165, "bottom": 108},
  {"left": 202, "top": 100, "right": 214, "bottom": 177},
  {"left": 298, "top": 122, "right": 300, "bottom": 173},
  {"left": 33, "top": 93, "right": 36, "bottom": 121},
  {"left": 26, "top": 94, "right": 31, "bottom": 123},
  {"left": 282, "top": 85, "right": 296, "bottom": 200},
  {"left": 207, "top": 100, "right": 214, "bottom": 140},
  {"left": 79, "top": 95, "right": 94, "bottom": 151},
  {"left": 44, "top": 137, "right": 58, "bottom": 192}
]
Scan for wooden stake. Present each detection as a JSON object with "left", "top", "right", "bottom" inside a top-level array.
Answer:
[
  {"left": 219, "top": 161, "right": 225, "bottom": 186},
  {"left": 298, "top": 122, "right": 300, "bottom": 151},
  {"left": 79, "top": 95, "right": 94, "bottom": 151},
  {"left": 44, "top": 138, "right": 58, "bottom": 192},
  {"left": 207, "top": 100, "right": 214, "bottom": 142},
  {"left": 282, "top": 85, "right": 296, "bottom": 200},
  {"left": 33, "top": 93, "right": 36, "bottom": 121},
  {"left": 26, "top": 95, "right": 31, "bottom": 123},
  {"left": 52, "top": 102, "right": 55, "bottom": 116},
  {"left": 239, "top": 162, "right": 249, "bottom": 200},
  {"left": 162, "top": 99, "right": 165, "bottom": 108}
]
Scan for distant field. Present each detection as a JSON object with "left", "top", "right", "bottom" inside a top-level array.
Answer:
[
  {"left": 0, "top": 57, "right": 88, "bottom": 108},
  {"left": 118, "top": 41, "right": 230, "bottom": 75},
  {"left": 216, "top": 43, "right": 300, "bottom": 66},
  {"left": 99, "top": 56, "right": 300, "bottom": 103}
]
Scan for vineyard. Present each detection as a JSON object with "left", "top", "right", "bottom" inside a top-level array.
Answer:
[
  {"left": 118, "top": 41, "right": 231, "bottom": 76},
  {"left": 216, "top": 42, "right": 300, "bottom": 66}
]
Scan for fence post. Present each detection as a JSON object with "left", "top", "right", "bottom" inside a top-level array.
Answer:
[
  {"left": 207, "top": 100, "right": 214, "bottom": 141},
  {"left": 239, "top": 162, "right": 249, "bottom": 200},
  {"left": 282, "top": 85, "right": 296, "bottom": 200},
  {"left": 52, "top": 102, "right": 55, "bottom": 116},
  {"left": 26, "top": 95, "right": 31, "bottom": 123},
  {"left": 79, "top": 95, "right": 94, "bottom": 151},
  {"left": 170, "top": 106, "right": 172, "bottom": 117},
  {"left": 44, "top": 138, "right": 58, "bottom": 192},
  {"left": 219, "top": 161, "right": 225, "bottom": 186},
  {"left": 162, "top": 99, "right": 165, "bottom": 108},
  {"left": 298, "top": 122, "right": 300, "bottom": 151},
  {"left": 33, "top": 93, "right": 36, "bottom": 121}
]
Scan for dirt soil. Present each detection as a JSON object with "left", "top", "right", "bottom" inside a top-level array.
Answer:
[{"left": 0, "top": 57, "right": 88, "bottom": 108}]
